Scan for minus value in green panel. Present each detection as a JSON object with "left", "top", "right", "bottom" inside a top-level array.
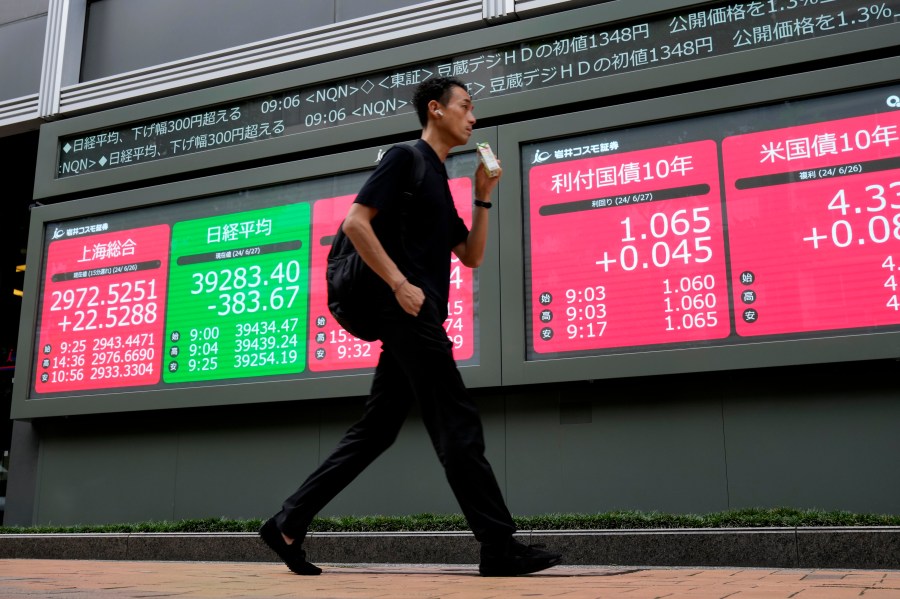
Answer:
[{"left": 163, "top": 203, "right": 311, "bottom": 384}]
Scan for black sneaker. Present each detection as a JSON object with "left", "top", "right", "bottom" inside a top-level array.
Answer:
[
  {"left": 259, "top": 517, "right": 322, "bottom": 575},
  {"left": 479, "top": 538, "right": 562, "bottom": 576}
]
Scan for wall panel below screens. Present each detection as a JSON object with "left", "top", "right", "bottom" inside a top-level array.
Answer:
[
  {"left": 499, "top": 58, "right": 900, "bottom": 386},
  {"left": 13, "top": 132, "right": 501, "bottom": 418}
]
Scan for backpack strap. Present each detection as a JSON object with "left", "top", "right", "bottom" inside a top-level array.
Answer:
[
  {"left": 388, "top": 143, "right": 426, "bottom": 276},
  {"left": 393, "top": 143, "right": 426, "bottom": 197}
]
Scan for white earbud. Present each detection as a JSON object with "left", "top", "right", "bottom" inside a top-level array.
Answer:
[{"left": 435, "top": 109, "right": 444, "bottom": 117}]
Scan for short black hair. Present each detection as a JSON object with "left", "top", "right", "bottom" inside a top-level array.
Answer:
[{"left": 412, "top": 77, "right": 468, "bottom": 127}]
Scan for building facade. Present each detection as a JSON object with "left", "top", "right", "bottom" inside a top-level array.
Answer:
[{"left": 2, "top": 0, "right": 899, "bottom": 526}]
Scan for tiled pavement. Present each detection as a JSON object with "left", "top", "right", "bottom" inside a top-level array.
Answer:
[{"left": 0, "top": 560, "right": 899, "bottom": 598}]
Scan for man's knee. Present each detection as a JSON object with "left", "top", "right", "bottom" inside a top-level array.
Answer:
[
  {"left": 342, "top": 422, "right": 402, "bottom": 455},
  {"left": 437, "top": 434, "right": 486, "bottom": 468}
]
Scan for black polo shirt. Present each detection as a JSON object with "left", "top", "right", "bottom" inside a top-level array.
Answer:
[{"left": 354, "top": 139, "right": 469, "bottom": 319}]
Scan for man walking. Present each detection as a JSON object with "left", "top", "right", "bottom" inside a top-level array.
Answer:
[{"left": 260, "top": 77, "right": 562, "bottom": 577}]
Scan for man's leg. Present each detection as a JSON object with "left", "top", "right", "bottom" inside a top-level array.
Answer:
[
  {"left": 379, "top": 299, "right": 515, "bottom": 543},
  {"left": 380, "top": 299, "right": 561, "bottom": 575},
  {"left": 261, "top": 350, "right": 413, "bottom": 573}
]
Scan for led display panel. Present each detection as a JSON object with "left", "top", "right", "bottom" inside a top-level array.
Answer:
[
  {"left": 522, "top": 84, "right": 900, "bottom": 361},
  {"left": 52, "top": 0, "right": 900, "bottom": 180},
  {"left": 30, "top": 152, "right": 483, "bottom": 400}
]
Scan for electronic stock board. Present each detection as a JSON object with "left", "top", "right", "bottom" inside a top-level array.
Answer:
[
  {"left": 17, "top": 0, "right": 900, "bottom": 414},
  {"left": 17, "top": 141, "right": 497, "bottom": 416},
  {"left": 505, "top": 67, "right": 900, "bottom": 383}
]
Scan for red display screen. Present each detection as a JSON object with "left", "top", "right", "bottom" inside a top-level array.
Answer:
[
  {"left": 528, "top": 141, "right": 729, "bottom": 354},
  {"left": 35, "top": 225, "right": 171, "bottom": 392},
  {"left": 523, "top": 85, "right": 900, "bottom": 361},
  {"left": 445, "top": 177, "right": 476, "bottom": 362},
  {"left": 307, "top": 178, "right": 476, "bottom": 372},
  {"left": 724, "top": 111, "right": 900, "bottom": 337},
  {"left": 308, "top": 194, "right": 382, "bottom": 372}
]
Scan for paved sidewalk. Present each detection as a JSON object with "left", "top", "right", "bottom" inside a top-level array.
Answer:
[{"left": 0, "top": 560, "right": 899, "bottom": 598}]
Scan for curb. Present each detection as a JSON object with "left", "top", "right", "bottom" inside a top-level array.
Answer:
[{"left": 1, "top": 528, "right": 898, "bottom": 569}]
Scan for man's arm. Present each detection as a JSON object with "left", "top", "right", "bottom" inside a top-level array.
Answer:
[
  {"left": 341, "top": 203, "right": 425, "bottom": 316},
  {"left": 453, "top": 161, "right": 501, "bottom": 267}
]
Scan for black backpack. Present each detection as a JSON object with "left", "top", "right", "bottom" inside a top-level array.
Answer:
[{"left": 326, "top": 144, "right": 426, "bottom": 341}]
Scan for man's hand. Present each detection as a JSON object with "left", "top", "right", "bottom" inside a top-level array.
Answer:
[
  {"left": 394, "top": 280, "right": 425, "bottom": 316},
  {"left": 474, "top": 157, "right": 501, "bottom": 201}
]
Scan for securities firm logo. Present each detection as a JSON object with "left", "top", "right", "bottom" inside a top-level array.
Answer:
[
  {"left": 531, "top": 141, "right": 621, "bottom": 165},
  {"left": 531, "top": 149, "right": 551, "bottom": 165}
]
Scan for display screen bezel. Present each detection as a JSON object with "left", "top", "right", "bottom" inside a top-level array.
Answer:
[
  {"left": 12, "top": 133, "right": 502, "bottom": 418},
  {"left": 498, "top": 57, "right": 900, "bottom": 386}
]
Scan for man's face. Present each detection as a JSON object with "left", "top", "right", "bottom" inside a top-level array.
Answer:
[{"left": 437, "top": 85, "right": 476, "bottom": 146}]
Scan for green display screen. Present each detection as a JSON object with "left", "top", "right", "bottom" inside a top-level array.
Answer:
[{"left": 163, "top": 204, "right": 311, "bottom": 383}]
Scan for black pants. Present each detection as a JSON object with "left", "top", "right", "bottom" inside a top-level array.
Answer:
[{"left": 275, "top": 298, "right": 516, "bottom": 544}]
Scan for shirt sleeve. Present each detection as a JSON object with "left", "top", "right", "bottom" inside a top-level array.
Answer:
[
  {"left": 448, "top": 206, "right": 469, "bottom": 250},
  {"left": 354, "top": 146, "right": 412, "bottom": 212}
]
